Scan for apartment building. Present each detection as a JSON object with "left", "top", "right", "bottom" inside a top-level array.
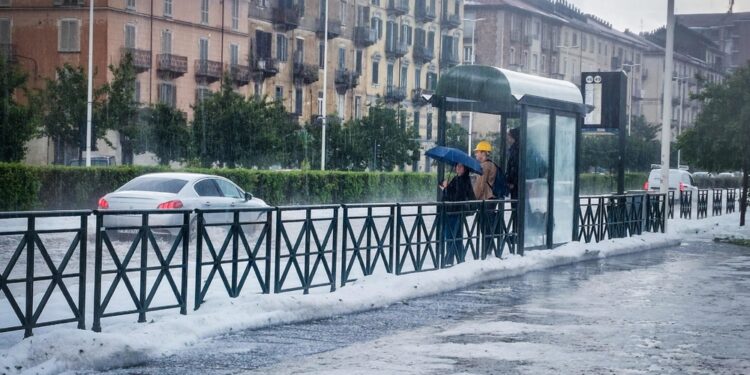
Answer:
[{"left": 678, "top": 11, "right": 750, "bottom": 74}]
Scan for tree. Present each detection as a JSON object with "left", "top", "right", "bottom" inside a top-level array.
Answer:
[
  {"left": 98, "top": 53, "right": 139, "bottom": 165},
  {"left": 445, "top": 122, "right": 468, "bottom": 151},
  {"left": 0, "top": 58, "right": 36, "bottom": 162},
  {"left": 679, "top": 62, "right": 750, "bottom": 226},
  {"left": 580, "top": 115, "right": 663, "bottom": 173},
  {"left": 38, "top": 64, "right": 92, "bottom": 164},
  {"left": 140, "top": 103, "right": 190, "bottom": 165},
  {"left": 192, "top": 76, "right": 303, "bottom": 168}
]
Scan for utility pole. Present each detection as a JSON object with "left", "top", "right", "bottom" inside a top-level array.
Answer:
[
  {"left": 321, "top": 0, "right": 329, "bottom": 170},
  {"left": 85, "top": 0, "right": 94, "bottom": 167},
  {"left": 660, "top": 0, "right": 675, "bottom": 194},
  {"left": 622, "top": 63, "right": 641, "bottom": 136},
  {"left": 465, "top": 18, "right": 484, "bottom": 154}
]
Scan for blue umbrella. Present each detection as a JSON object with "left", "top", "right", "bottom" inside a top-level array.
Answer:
[{"left": 425, "top": 146, "right": 483, "bottom": 175}]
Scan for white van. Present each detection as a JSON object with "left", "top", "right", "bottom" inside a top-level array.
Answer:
[{"left": 644, "top": 167, "right": 696, "bottom": 192}]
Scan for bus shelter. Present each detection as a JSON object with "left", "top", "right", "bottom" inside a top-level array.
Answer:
[{"left": 432, "top": 65, "right": 586, "bottom": 251}]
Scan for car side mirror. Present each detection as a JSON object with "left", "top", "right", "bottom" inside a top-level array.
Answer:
[{"left": 244, "top": 192, "right": 253, "bottom": 201}]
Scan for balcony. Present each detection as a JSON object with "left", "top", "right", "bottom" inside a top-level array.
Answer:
[
  {"left": 253, "top": 57, "right": 279, "bottom": 79},
  {"left": 415, "top": 7, "right": 436, "bottom": 22},
  {"left": 387, "top": 0, "right": 409, "bottom": 16},
  {"left": 413, "top": 45, "right": 434, "bottom": 64},
  {"left": 156, "top": 53, "right": 188, "bottom": 76},
  {"left": 335, "top": 69, "right": 360, "bottom": 92},
  {"left": 355, "top": 26, "right": 378, "bottom": 47},
  {"left": 230, "top": 64, "right": 251, "bottom": 86},
  {"left": 317, "top": 18, "right": 342, "bottom": 40},
  {"left": 195, "top": 60, "right": 223, "bottom": 83},
  {"left": 272, "top": 5, "right": 301, "bottom": 31},
  {"left": 0, "top": 44, "right": 17, "bottom": 64},
  {"left": 384, "top": 85, "right": 407, "bottom": 103},
  {"left": 440, "top": 52, "right": 460, "bottom": 68},
  {"left": 120, "top": 48, "right": 151, "bottom": 72},
  {"left": 411, "top": 88, "right": 433, "bottom": 106},
  {"left": 385, "top": 40, "right": 409, "bottom": 58},
  {"left": 293, "top": 61, "right": 319, "bottom": 85},
  {"left": 441, "top": 14, "right": 461, "bottom": 30}
]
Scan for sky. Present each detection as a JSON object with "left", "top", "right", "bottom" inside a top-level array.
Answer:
[{"left": 566, "top": 0, "right": 750, "bottom": 33}]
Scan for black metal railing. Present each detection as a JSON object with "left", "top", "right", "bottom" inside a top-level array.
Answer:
[
  {"left": 667, "top": 191, "right": 675, "bottom": 219},
  {"left": 274, "top": 206, "right": 339, "bottom": 294},
  {"left": 727, "top": 189, "right": 737, "bottom": 214},
  {"left": 481, "top": 200, "right": 517, "bottom": 258},
  {"left": 697, "top": 189, "right": 709, "bottom": 219},
  {"left": 680, "top": 190, "right": 693, "bottom": 219},
  {"left": 194, "top": 207, "right": 273, "bottom": 310},
  {"left": 0, "top": 210, "right": 89, "bottom": 337},
  {"left": 712, "top": 189, "right": 723, "bottom": 216},
  {"left": 395, "top": 203, "right": 441, "bottom": 275},
  {"left": 441, "top": 201, "right": 482, "bottom": 267},
  {"left": 576, "top": 195, "right": 608, "bottom": 243},
  {"left": 645, "top": 193, "right": 667, "bottom": 233},
  {"left": 92, "top": 209, "right": 190, "bottom": 332},
  {"left": 341, "top": 204, "right": 395, "bottom": 286}
]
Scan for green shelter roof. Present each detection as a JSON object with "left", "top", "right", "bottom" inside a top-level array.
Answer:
[{"left": 433, "top": 65, "right": 585, "bottom": 115}]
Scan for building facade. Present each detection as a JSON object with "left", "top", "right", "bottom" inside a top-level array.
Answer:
[{"left": 678, "top": 11, "right": 750, "bottom": 74}]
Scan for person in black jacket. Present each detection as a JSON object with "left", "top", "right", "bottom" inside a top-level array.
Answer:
[
  {"left": 506, "top": 128, "right": 520, "bottom": 201},
  {"left": 440, "top": 163, "right": 476, "bottom": 264}
]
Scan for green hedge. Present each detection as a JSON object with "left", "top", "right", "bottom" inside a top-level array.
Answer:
[
  {"left": 0, "top": 164, "right": 651, "bottom": 211},
  {"left": 0, "top": 163, "right": 436, "bottom": 211}
]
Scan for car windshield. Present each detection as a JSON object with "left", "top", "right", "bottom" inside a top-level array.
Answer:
[{"left": 118, "top": 177, "right": 188, "bottom": 193}]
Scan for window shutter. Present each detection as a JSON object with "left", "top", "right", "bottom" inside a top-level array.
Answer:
[
  {"left": 0, "top": 0, "right": 10, "bottom": 7},
  {"left": 0, "top": 19, "right": 10, "bottom": 44},
  {"left": 125, "top": 25, "right": 135, "bottom": 49}
]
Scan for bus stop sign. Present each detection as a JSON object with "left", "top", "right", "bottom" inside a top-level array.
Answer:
[{"left": 581, "top": 71, "right": 627, "bottom": 131}]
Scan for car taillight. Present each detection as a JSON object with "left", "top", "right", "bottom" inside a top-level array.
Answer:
[
  {"left": 98, "top": 197, "right": 109, "bottom": 209},
  {"left": 157, "top": 199, "right": 183, "bottom": 209},
  {"left": 679, "top": 182, "right": 686, "bottom": 192},
  {"left": 643, "top": 181, "right": 649, "bottom": 190}
]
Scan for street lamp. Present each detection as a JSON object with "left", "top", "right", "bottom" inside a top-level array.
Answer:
[
  {"left": 464, "top": 17, "right": 485, "bottom": 154},
  {"left": 673, "top": 75, "right": 690, "bottom": 167},
  {"left": 622, "top": 63, "right": 641, "bottom": 136}
]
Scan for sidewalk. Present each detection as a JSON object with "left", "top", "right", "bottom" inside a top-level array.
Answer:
[{"left": 0, "top": 213, "right": 747, "bottom": 374}]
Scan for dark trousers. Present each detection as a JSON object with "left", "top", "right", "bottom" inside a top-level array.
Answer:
[{"left": 443, "top": 213, "right": 463, "bottom": 265}]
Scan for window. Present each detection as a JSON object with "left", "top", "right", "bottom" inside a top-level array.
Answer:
[
  {"left": 158, "top": 82, "right": 176, "bottom": 107},
  {"left": 340, "top": 1, "right": 347, "bottom": 25},
  {"left": 231, "top": 0, "right": 239, "bottom": 30},
  {"left": 133, "top": 80, "right": 141, "bottom": 103},
  {"left": 255, "top": 30, "right": 272, "bottom": 58},
  {"left": 230, "top": 44, "right": 239, "bottom": 66},
  {"left": 551, "top": 56, "right": 557, "bottom": 73},
  {"left": 355, "top": 50, "right": 363, "bottom": 73},
  {"left": 589, "top": 37, "right": 594, "bottom": 52},
  {"left": 199, "top": 38, "right": 208, "bottom": 61},
  {"left": 426, "top": 72, "right": 437, "bottom": 90},
  {"left": 386, "top": 62, "right": 394, "bottom": 86},
  {"left": 463, "top": 46, "right": 472, "bottom": 64},
  {"left": 371, "top": 0, "right": 379, "bottom": 6},
  {"left": 372, "top": 61, "right": 379, "bottom": 84},
  {"left": 337, "top": 94, "right": 345, "bottom": 117},
  {"left": 161, "top": 29, "right": 172, "bottom": 53},
  {"left": 124, "top": 24, "right": 136, "bottom": 49},
  {"left": 509, "top": 47, "right": 515, "bottom": 65},
  {"left": 164, "top": 0, "right": 172, "bottom": 17},
  {"left": 534, "top": 21, "right": 540, "bottom": 39},
  {"left": 581, "top": 34, "right": 586, "bottom": 51},
  {"left": 216, "top": 179, "right": 243, "bottom": 198},
  {"left": 426, "top": 115, "right": 432, "bottom": 140},
  {"left": 522, "top": 50, "right": 528, "bottom": 69},
  {"left": 58, "top": 19, "right": 80, "bottom": 52},
  {"left": 598, "top": 41, "right": 602, "bottom": 55},
  {"left": 414, "top": 67, "right": 421, "bottom": 89},
  {"left": 400, "top": 65, "right": 407, "bottom": 87},
  {"left": 572, "top": 32, "right": 578, "bottom": 47},
  {"left": 319, "top": 42, "right": 325, "bottom": 68},
  {"left": 196, "top": 87, "right": 211, "bottom": 103},
  {"left": 0, "top": 19, "right": 8, "bottom": 45},
  {"left": 201, "top": 0, "right": 208, "bottom": 24},
  {"left": 354, "top": 96, "right": 362, "bottom": 119},
  {"left": 402, "top": 24, "right": 412, "bottom": 45},
  {"left": 541, "top": 54, "right": 546, "bottom": 72},
  {"left": 532, "top": 53, "right": 537, "bottom": 72},
  {"left": 371, "top": 18, "right": 382, "bottom": 40},
  {"left": 317, "top": 91, "right": 323, "bottom": 115},
  {"left": 338, "top": 47, "right": 346, "bottom": 69},
  {"left": 126, "top": 0, "right": 136, "bottom": 10},
  {"left": 275, "top": 86, "right": 283, "bottom": 100},
  {"left": 194, "top": 179, "right": 222, "bottom": 197},
  {"left": 295, "top": 88, "right": 303, "bottom": 115},
  {"left": 276, "top": 34, "right": 288, "bottom": 62}
]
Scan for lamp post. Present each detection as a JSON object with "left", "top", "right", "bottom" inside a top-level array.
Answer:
[
  {"left": 85, "top": 0, "right": 94, "bottom": 167},
  {"left": 673, "top": 75, "right": 689, "bottom": 167},
  {"left": 320, "top": 0, "right": 329, "bottom": 170},
  {"left": 464, "top": 17, "right": 485, "bottom": 154},
  {"left": 659, "top": 0, "right": 675, "bottom": 195},
  {"left": 622, "top": 63, "right": 641, "bottom": 136}
]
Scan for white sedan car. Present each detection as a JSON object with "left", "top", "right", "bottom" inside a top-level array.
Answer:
[{"left": 98, "top": 172, "right": 269, "bottom": 239}]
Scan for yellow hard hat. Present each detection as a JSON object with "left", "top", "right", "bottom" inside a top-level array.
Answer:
[{"left": 474, "top": 140, "right": 492, "bottom": 152}]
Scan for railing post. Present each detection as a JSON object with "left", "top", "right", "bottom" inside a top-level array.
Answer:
[
  {"left": 194, "top": 211, "right": 204, "bottom": 310},
  {"left": 303, "top": 209, "right": 311, "bottom": 295},
  {"left": 180, "top": 212, "right": 189, "bottom": 315},
  {"left": 93, "top": 212, "right": 103, "bottom": 332},
  {"left": 388, "top": 205, "right": 395, "bottom": 273},
  {"left": 231, "top": 211, "right": 240, "bottom": 297},
  {"left": 263, "top": 209, "right": 272, "bottom": 294},
  {"left": 138, "top": 214, "right": 148, "bottom": 323},
  {"left": 331, "top": 207, "right": 338, "bottom": 293},
  {"left": 365, "top": 206, "right": 373, "bottom": 275},
  {"left": 78, "top": 214, "right": 88, "bottom": 329},
  {"left": 274, "top": 208, "right": 282, "bottom": 293},
  {"left": 341, "top": 205, "right": 349, "bottom": 286},
  {"left": 437, "top": 203, "right": 445, "bottom": 268},
  {"left": 395, "top": 204, "right": 403, "bottom": 275},
  {"left": 24, "top": 216, "right": 34, "bottom": 338}
]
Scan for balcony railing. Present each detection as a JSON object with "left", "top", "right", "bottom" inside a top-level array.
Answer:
[
  {"left": 120, "top": 47, "right": 151, "bottom": 72},
  {"left": 317, "top": 18, "right": 342, "bottom": 39},
  {"left": 413, "top": 45, "right": 434, "bottom": 64},
  {"left": 253, "top": 57, "right": 279, "bottom": 78},
  {"left": 335, "top": 69, "right": 360, "bottom": 91},
  {"left": 272, "top": 5, "right": 301, "bottom": 30},
  {"left": 293, "top": 61, "right": 320, "bottom": 85},
  {"left": 230, "top": 64, "right": 251, "bottom": 86},
  {"left": 440, "top": 52, "right": 460, "bottom": 68},
  {"left": 441, "top": 14, "right": 461, "bottom": 29},
  {"left": 384, "top": 85, "right": 407, "bottom": 103},
  {"left": 411, "top": 88, "right": 433, "bottom": 106},
  {"left": 385, "top": 40, "right": 409, "bottom": 58},
  {"left": 355, "top": 26, "right": 378, "bottom": 47},
  {"left": 195, "top": 60, "right": 223, "bottom": 82},
  {"left": 387, "top": 0, "right": 409, "bottom": 16},
  {"left": 415, "top": 6, "right": 436, "bottom": 22},
  {"left": 156, "top": 53, "right": 188, "bottom": 76}
]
